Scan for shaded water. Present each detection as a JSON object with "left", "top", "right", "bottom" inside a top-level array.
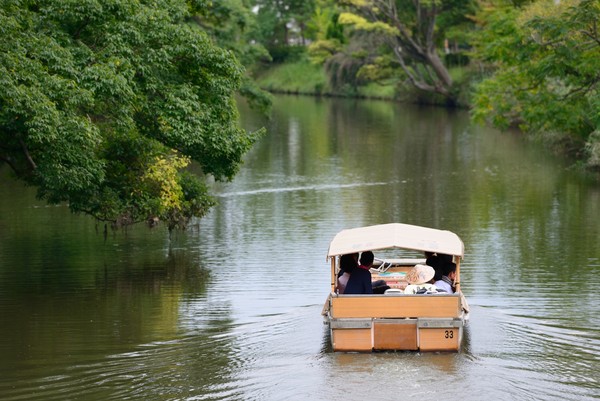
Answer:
[{"left": 0, "top": 95, "right": 599, "bottom": 400}]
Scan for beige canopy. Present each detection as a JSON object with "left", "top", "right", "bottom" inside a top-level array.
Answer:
[{"left": 327, "top": 223, "right": 464, "bottom": 259}]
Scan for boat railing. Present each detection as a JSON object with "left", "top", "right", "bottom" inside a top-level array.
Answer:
[{"left": 371, "top": 258, "right": 425, "bottom": 273}]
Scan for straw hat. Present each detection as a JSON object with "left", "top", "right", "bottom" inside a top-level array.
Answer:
[{"left": 405, "top": 264, "right": 435, "bottom": 284}]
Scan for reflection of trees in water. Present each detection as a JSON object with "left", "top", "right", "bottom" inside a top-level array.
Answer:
[
  {"left": 0, "top": 207, "right": 244, "bottom": 399},
  {"left": 255, "top": 96, "right": 600, "bottom": 289}
]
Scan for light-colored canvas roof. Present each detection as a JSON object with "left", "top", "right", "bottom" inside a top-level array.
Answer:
[{"left": 327, "top": 223, "right": 464, "bottom": 258}]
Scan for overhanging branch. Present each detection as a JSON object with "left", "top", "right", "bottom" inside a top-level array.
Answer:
[{"left": 19, "top": 138, "right": 37, "bottom": 170}]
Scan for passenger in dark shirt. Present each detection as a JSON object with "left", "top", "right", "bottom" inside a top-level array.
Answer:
[
  {"left": 358, "top": 251, "right": 389, "bottom": 294},
  {"left": 345, "top": 264, "right": 373, "bottom": 294}
]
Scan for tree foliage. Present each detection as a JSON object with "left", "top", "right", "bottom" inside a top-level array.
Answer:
[
  {"left": 471, "top": 0, "right": 600, "bottom": 169},
  {"left": 334, "top": 0, "right": 478, "bottom": 103},
  {"left": 191, "top": 0, "right": 273, "bottom": 113},
  {"left": 0, "top": 0, "right": 264, "bottom": 230},
  {"left": 252, "top": 0, "right": 316, "bottom": 48},
  {"left": 307, "top": 1, "right": 346, "bottom": 64}
]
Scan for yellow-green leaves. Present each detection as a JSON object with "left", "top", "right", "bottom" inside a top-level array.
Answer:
[
  {"left": 144, "top": 154, "right": 190, "bottom": 213},
  {"left": 338, "top": 13, "right": 399, "bottom": 36},
  {"left": 308, "top": 39, "right": 343, "bottom": 64}
]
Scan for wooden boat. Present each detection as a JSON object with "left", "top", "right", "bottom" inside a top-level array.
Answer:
[{"left": 322, "top": 223, "right": 469, "bottom": 352}]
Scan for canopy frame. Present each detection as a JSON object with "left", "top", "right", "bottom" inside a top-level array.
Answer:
[{"left": 327, "top": 223, "right": 464, "bottom": 259}]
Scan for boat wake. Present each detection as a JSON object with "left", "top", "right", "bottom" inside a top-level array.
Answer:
[{"left": 216, "top": 181, "right": 389, "bottom": 197}]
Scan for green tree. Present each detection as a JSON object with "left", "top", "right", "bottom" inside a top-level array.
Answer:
[
  {"left": 471, "top": 0, "right": 600, "bottom": 170},
  {"left": 307, "top": 0, "right": 346, "bottom": 64},
  {"left": 191, "top": 0, "right": 273, "bottom": 113},
  {"left": 0, "top": 0, "right": 264, "bottom": 230},
  {"left": 252, "top": 0, "right": 316, "bottom": 61},
  {"left": 335, "top": 0, "right": 478, "bottom": 104}
]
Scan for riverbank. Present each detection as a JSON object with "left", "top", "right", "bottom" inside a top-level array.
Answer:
[
  {"left": 253, "top": 59, "right": 473, "bottom": 107},
  {"left": 253, "top": 60, "right": 599, "bottom": 177}
]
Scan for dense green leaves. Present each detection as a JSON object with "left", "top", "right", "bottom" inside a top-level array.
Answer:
[
  {"left": 192, "top": 0, "right": 273, "bottom": 113},
  {"left": 252, "top": 0, "right": 316, "bottom": 46},
  {"left": 329, "top": 0, "right": 479, "bottom": 103},
  {"left": 471, "top": 0, "right": 600, "bottom": 169},
  {"left": 0, "top": 0, "right": 264, "bottom": 229}
]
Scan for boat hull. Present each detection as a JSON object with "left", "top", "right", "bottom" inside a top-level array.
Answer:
[{"left": 324, "top": 293, "right": 466, "bottom": 352}]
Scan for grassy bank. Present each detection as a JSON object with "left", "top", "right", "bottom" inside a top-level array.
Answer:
[
  {"left": 254, "top": 59, "right": 473, "bottom": 107},
  {"left": 254, "top": 60, "right": 398, "bottom": 100},
  {"left": 255, "top": 61, "right": 329, "bottom": 95}
]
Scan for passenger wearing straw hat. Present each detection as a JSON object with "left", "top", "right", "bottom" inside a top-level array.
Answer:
[{"left": 404, "top": 264, "right": 439, "bottom": 294}]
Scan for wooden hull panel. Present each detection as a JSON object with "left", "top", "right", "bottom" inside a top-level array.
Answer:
[
  {"left": 332, "top": 329, "right": 372, "bottom": 352},
  {"left": 373, "top": 320, "right": 418, "bottom": 350},
  {"left": 330, "top": 321, "right": 463, "bottom": 352},
  {"left": 419, "top": 328, "right": 460, "bottom": 351},
  {"left": 330, "top": 295, "right": 461, "bottom": 319}
]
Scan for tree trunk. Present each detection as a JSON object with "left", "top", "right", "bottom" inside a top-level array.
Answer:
[{"left": 427, "top": 51, "right": 453, "bottom": 93}]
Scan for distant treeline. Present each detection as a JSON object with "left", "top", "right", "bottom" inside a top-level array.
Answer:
[{"left": 247, "top": 0, "right": 600, "bottom": 173}]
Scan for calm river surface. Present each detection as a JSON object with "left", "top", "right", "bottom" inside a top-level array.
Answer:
[{"left": 1, "top": 95, "right": 599, "bottom": 401}]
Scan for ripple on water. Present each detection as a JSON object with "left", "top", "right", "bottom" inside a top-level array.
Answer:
[{"left": 464, "top": 304, "right": 600, "bottom": 401}]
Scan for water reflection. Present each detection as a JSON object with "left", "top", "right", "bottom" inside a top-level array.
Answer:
[
  {"left": 0, "top": 184, "right": 243, "bottom": 399},
  {"left": 0, "top": 95, "right": 599, "bottom": 400}
]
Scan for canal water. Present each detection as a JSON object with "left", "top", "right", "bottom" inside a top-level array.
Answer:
[{"left": 0, "top": 95, "right": 598, "bottom": 400}]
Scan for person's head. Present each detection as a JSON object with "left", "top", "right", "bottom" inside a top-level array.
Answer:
[
  {"left": 442, "top": 261, "right": 457, "bottom": 279},
  {"left": 439, "top": 253, "right": 453, "bottom": 264},
  {"left": 426, "top": 255, "right": 444, "bottom": 281},
  {"left": 340, "top": 254, "right": 357, "bottom": 273},
  {"left": 359, "top": 251, "right": 374, "bottom": 267}
]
